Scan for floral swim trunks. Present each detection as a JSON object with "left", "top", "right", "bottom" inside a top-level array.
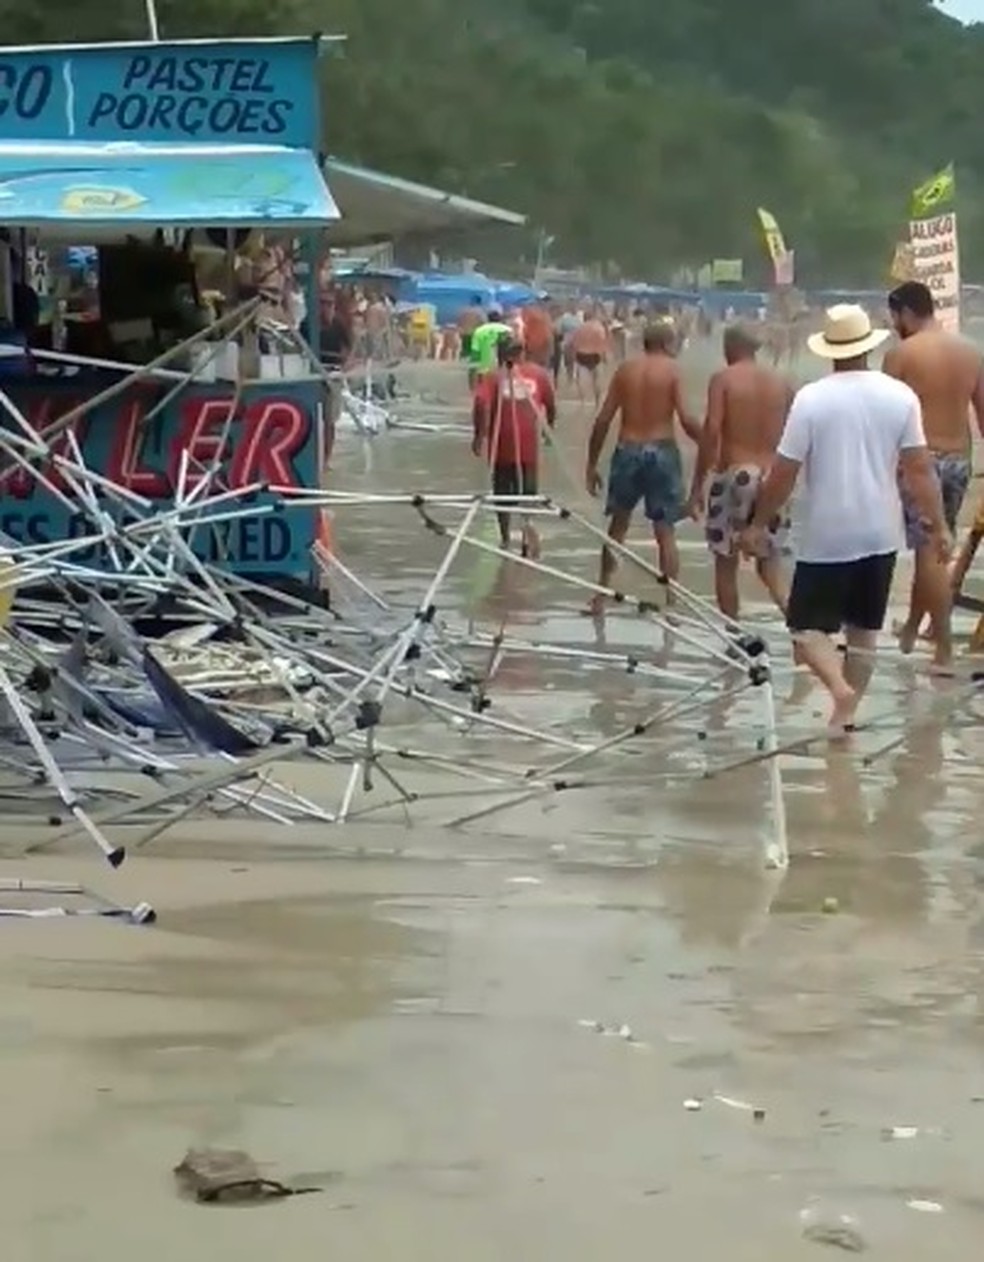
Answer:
[
  {"left": 902, "top": 450, "right": 971, "bottom": 548},
  {"left": 704, "top": 463, "right": 790, "bottom": 558}
]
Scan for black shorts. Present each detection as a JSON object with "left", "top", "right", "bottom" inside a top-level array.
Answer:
[
  {"left": 492, "top": 464, "right": 538, "bottom": 499},
  {"left": 786, "top": 552, "right": 896, "bottom": 635},
  {"left": 575, "top": 352, "right": 602, "bottom": 371}
]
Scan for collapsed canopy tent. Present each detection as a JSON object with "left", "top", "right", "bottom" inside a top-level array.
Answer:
[
  {"left": 323, "top": 158, "right": 526, "bottom": 246},
  {"left": 0, "top": 141, "right": 339, "bottom": 233}
]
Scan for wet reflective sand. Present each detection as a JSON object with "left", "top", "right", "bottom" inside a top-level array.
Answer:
[{"left": 2, "top": 351, "right": 983, "bottom": 1259}]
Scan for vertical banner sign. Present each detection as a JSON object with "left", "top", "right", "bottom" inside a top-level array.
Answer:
[
  {"left": 774, "top": 249, "right": 795, "bottom": 287},
  {"left": 908, "top": 163, "right": 960, "bottom": 334},
  {"left": 756, "top": 207, "right": 785, "bottom": 272}
]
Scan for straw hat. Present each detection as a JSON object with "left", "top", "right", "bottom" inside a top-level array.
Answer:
[{"left": 807, "top": 304, "right": 890, "bottom": 360}]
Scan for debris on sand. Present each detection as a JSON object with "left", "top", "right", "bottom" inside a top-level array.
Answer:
[
  {"left": 173, "top": 1148, "right": 323, "bottom": 1205},
  {"left": 802, "top": 1221, "right": 867, "bottom": 1252},
  {"left": 801, "top": 1206, "right": 867, "bottom": 1253}
]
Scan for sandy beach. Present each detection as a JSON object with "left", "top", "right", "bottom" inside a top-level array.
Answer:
[{"left": 2, "top": 346, "right": 983, "bottom": 1259}]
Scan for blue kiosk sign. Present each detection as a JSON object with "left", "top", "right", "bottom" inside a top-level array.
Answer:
[
  {"left": 0, "top": 38, "right": 331, "bottom": 578},
  {"left": 0, "top": 38, "right": 320, "bottom": 148}
]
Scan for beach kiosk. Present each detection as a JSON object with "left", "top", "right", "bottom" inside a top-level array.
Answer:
[{"left": 0, "top": 36, "right": 339, "bottom": 584}]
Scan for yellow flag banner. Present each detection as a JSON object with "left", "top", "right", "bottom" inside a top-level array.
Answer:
[
  {"left": 908, "top": 165, "right": 960, "bottom": 333},
  {"left": 756, "top": 207, "right": 787, "bottom": 266}
]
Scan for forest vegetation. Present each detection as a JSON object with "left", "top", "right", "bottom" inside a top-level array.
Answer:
[{"left": 2, "top": 0, "right": 980, "bottom": 282}]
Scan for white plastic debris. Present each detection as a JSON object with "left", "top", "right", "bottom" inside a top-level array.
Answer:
[
  {"left": 713, "top": 1093, "right": 755, "bottom": 1113},
  {"left": 906, "top": 1199, "right": 943, "bottom": 1214},
  {"left": 884, "top": 1125, "right": 920, "bottom": 1140},
  {"left": 683, "top": 1098, "right": 703, "bottom": 1112}
]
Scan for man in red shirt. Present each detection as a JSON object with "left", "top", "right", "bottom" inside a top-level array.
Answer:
[{"left": 472, "top": 333, "right": 556, "bottom": 555}]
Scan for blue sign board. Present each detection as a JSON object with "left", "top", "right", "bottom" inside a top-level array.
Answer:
[
  {"left": 0, "top": 39, "right": 320, "bottom": 149},
  {"left": 0, "top": 375, "right": 322, "bottom": 576}
]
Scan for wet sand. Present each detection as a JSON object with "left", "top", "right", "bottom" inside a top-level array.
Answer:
[{"left": 2, "top": 348, "right": 983, "bottom": 1258}]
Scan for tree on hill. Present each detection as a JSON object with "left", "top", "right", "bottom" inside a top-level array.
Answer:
[{"left": 0, "top": 0, "right": 977, "bottom": 281}]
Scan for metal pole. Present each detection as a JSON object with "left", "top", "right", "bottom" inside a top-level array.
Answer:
[{"left": 145, "top": 0, "right": 160, "bottom": 40}]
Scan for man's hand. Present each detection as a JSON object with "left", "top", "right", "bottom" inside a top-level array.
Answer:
[
  {"left": 472, "top": 436, "right": 484, "bottom": 458},
  {"left": 931, "top": 523, "right": 953, "bottom": 565},
  {"left": 685, "top": 491, "right": 704, "bottom": 522},
  {"left": 739, "top": 524, "right": 766, "bottom": 558},
  {"left": 586, "top": 466, "right": 603, "bottom": 497}
]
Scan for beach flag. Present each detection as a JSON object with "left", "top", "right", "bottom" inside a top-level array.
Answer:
[
  {"left": 910, "top": 163, "right": 955, "bottom": 219},
  {"left": 756, "top": 208, "right": 787, "bottom": 266}
]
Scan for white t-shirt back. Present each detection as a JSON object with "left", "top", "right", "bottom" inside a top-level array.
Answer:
[{"left": 777, "top": 371, "right": 926, "bottom": 563}]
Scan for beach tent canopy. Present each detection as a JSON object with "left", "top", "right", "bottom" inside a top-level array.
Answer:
[
  {"left": 0, "top": 140, "right": 339, "bottom": 237},
  {"left": 323, "top": 158, "right": 526, "bottom": 246}
]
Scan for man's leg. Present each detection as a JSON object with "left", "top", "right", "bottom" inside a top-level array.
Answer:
[
  {"left": 901, "top": 545, "right": 953, "bottom": 671},
  {"left": 841, "top": 551, "right": 896, "bottom": 715},
  {"left": 786, "top": 561, "right": 857, "bottom": 733},
  {"left": 519, "top": 465, "right": 540, "bottom": 559},
  {"left": 755, "top": 557, "right": 788, "bottom": 615},
  {"left": 842, "top": 626, "right": 877, "bottom": 701},
  {"left": 653, "top": 522, "right": 680, "bottom": 587},
  {"left": 589, "top": 510, "right": 632, "bottom": 615},
  {"left": 590, "top": 365, "right": 602, "bottom": 408},
  {"left": 492, "top": 465, "right": 515, "bottom": 550},
  {"left": 715, "top": 553, "right": 741, "bottom": 620}
]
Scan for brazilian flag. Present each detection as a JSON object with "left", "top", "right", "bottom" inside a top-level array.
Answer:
[{"left": 911, "top": 163, "right": 955, "bottom": 219}]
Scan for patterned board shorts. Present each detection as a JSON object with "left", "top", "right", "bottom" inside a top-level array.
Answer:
[
  {"left": 704, "top": 464, "right": 790, "bottom": 559},
  {"left": 902, "top": 451, "right": 971, "bottom": 548},
  {"left": 606, "top": 440, "right": 685, "bottom": 525}
]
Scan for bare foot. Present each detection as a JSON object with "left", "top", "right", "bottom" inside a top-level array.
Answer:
[
  {"left": 895, "top": 620, "right": 918, "bottom": 655},
  {"left": 584, "top": 593, "right": 606, "bottom": 618},
  {"left": 927, "top": 660, "right": 956, "bottom": 679},
  {"left": 826, "top": 685, "right": 859, "bottom": 739},
  {"left": 521, "top": 526, "right": 541, "bottom": 561}
]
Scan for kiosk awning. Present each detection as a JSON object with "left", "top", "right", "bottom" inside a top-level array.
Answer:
[
  {"left": 0, "top": 141, "right": 339, "bottom": 230},
  {"left": 323, "top": 158, "right": 527, "bottom": 245}
]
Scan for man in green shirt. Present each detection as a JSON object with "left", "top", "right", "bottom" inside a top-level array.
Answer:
[{"left": 468, "top": 307, "right": 513, "bottom": 388}]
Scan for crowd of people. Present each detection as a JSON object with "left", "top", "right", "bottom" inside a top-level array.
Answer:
[{"left": 468, "top": 281, "right": 983, "bottom": 738}]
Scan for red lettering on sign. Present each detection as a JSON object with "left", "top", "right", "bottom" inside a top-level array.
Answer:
[
  {"left": 170, "top": 398, "right": 235, "bottom": 488},
  {"left": 105, "top": 394, "right": 169, "bottom": 497},
  {"left": 0, "top": 397, "right": 87, "bottom": 499},
  {"left": 229, "top": 399, "right": 308, "bottom": 489}
]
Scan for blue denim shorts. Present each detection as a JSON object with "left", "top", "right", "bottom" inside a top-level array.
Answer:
[{"left": 605, "top": 440, "right": 684, "bottom": 525}]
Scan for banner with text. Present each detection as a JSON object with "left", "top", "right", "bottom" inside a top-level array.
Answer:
[
  {"left": 908, "top": 211, "right": 960, "bottom": 333},
  {"left": 756, "top": 208, "right": 786, "bottom": 266},
  {"left": 0, "top": 39, "right": 319, "bottom": 148},
  {"left": 0, "top": 376, "right": 321, "bottom": 576},
  {"left": 711, "top": 258, "right": 743, "bottom": 284}
]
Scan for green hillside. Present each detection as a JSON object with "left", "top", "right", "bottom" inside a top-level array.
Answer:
[{"left": 1, "top": 0, "right": 978, "bottom": 281}]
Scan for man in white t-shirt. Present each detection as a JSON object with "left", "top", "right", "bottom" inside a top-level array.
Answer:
[{"left": 741, "top": 304, "right": 948, "bottom": 735}]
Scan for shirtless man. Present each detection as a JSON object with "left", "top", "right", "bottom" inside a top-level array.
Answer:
[
  {"left": 571, "top": 309, "right": 609, "bottom": 407},
  {"left": 585, "top": 322, "right": 700, "bottom": 614},
  {"left": 884, "top": 281, "right": 984, "bottom": 672},
  {"left": 689, "top": 325, "right": 794, "bottom": 620}
]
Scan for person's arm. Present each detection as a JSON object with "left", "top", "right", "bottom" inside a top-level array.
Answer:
[
  {"left": 881, "top": 344, "right": 902, "bottom": 379},
  {"left": 748, "top": 392, "right": 809, "bottom": 529},
  {"left": 540, "top": 369, "right": 557, "bottom": 428},
  {"left": 690, "top": 371, "right": 724, "bottom": 499},
  {"left": 898, "top": 396, "right": 947, "bottom": 548},
  {"left": 587, "top": 373, "right": 618, "bottom": 477},
  {"left": 971, "top": 357, "right": 984, "bottom": 441},
  {"left": 672, "top": 370, "right": 701, "bottom": 444},
  {"left": 472, "top": 382, "right": 493, "bottom": 456}
]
